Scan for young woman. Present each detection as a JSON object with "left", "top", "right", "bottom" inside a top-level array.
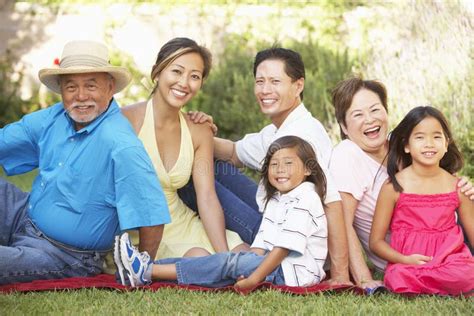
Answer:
[
  {"left": 115, "top": 136, "right": 329, "bottom": 290},
  {"left": 370, "top": 106, "right": 474, "bottom": 295},
  {"left": 120, "top": 38, "right": 247, "bottom": 265}
]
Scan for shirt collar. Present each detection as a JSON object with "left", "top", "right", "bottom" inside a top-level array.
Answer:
[
  {"left": 276, "top": 103, "right": 309, "bottom": 131},
  {"left": 63, "top": 98, "right": 119, "bottom": 134},
  {"left": 273, "top": 181, "right": 317, "bottom": 200}
]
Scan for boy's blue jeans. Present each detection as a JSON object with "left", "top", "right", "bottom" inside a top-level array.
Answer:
[
  {"left": 157, "top": 252, "right": 285, "bottom": 287},
  {"left": 178, "top": 161, "right": 262, "bottom": 244},
  {"left": 0, "top": 177, "right": 103, "bottom": 285}
]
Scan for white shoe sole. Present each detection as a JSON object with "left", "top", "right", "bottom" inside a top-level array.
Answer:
[
  {"left": 120, "top": 233, "right": 139, "bottom": 287},
  {"left": 114, "top": 235, "right": 126, "bottom": 285}
]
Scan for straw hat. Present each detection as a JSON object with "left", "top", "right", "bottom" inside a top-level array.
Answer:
[{"left": 39, "top": 40, "right": 132, "bottom": 94}]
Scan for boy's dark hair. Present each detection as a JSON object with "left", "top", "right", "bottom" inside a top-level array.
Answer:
[
  {"left": 261, "top": 136, "right": 327, "bottom": 209},
  {"left": 253, "top": 47, "right": 305, "bottom": 100},
  {"left": 387, "top": 106, "right": 464, "bottom": 192}
]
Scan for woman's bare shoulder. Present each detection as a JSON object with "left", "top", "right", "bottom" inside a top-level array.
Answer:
[
  {"left": 121, "top": 101, "right": 147, "bottom": 134},
  {"left": 184, "top": 113, "right": 214, "bottom": 144}
]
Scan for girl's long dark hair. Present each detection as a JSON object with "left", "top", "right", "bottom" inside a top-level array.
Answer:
[
  {"left": 261, "top": 136, "right": 327, "bottom": 209},
  {"left": 387, "top": 106, "right": 463, "bottom": 192}
]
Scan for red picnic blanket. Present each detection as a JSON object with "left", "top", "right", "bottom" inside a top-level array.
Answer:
[{"left": 0, "top": 274, "right": 360, "bottom": 295}]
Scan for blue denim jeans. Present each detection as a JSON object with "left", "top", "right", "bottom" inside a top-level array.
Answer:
[
  {"left": 178, "top": 161, "right": 262, "bottom": 244},
  {"left": 0, "top": 177, "right": 103, "bottom": 285},
  {"left": 156, "top": 251, "right": 285, "bottom": 287}
]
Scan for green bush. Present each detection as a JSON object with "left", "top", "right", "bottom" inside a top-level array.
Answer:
[
  {"left": 0, "top": 52, "right": 32, "bottom": 128},
  {"left": 187, "top": 35, "right": 264, "bottom": 141},
  {"left": 458, "top": 127, "right": 474, "bottom": 179}
]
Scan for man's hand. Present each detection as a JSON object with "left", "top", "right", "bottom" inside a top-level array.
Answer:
[
  {"left": 458, "top": 176, "right": 474, "bottom": 201},
  {"left": 187, "top": 111, "right": 218, "bottom": 135}
]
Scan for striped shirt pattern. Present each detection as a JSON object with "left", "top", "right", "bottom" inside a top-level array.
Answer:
[{"left": 251, "top": 182, "right": 328, "bottom": 286}]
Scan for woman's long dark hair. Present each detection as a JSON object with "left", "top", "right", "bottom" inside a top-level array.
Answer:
[
  {"left": 261, "top": 136, "right": 327, "bottom": 209},
  {"left": 387, "top": 106, "right": 463, "bottom": 192}
]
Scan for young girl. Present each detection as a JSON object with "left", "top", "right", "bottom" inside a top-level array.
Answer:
[
  {"left": 115, "top": 136, "right": 329, "bottom": 290},
  {"left": 369, "top": 106, "right": 474, "bottom": 295}
]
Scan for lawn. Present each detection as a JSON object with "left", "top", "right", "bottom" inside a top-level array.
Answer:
[
  {"left": 1, "top": 288, "right": 473, "bottom": 315},
  {"left": 1, "top": 171, "right": 473, "bottom": 315}
]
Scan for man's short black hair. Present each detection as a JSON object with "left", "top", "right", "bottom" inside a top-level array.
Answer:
[{"left": 253, "top": 47, "right": 305, "bottom": 100}]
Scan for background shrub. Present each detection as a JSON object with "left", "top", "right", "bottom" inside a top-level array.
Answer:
[{"left": 1, "top": 1, "right": 472, "bottom": 178}]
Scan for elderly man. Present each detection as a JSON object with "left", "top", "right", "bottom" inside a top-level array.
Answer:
[{"left": 0, "top": 40, "right": 170, "bottom": 285}]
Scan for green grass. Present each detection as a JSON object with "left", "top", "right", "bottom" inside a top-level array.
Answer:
[
  {"left": 1, "top": 288, "right": 473, "bottom": 315},
  {"left": 1, "top": 171, "right": 473, "bottom": 314}
]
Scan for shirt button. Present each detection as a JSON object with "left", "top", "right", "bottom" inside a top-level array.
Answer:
[
  {"left": 29, "top": 205, "right": 32, "bottom": 209},
  {"left": 70, "top": 138, "right": 75, "bottom": 142},
  {"left": 58, "top": 162, "right": 63, "bottom": 167},
  {"left": 41, "top": 182, "right": 44, "bottom": 187}
]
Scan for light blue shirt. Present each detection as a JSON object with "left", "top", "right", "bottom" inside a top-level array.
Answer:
[{"left": 0, "top": 100, "right": 170, "bottom": 251}]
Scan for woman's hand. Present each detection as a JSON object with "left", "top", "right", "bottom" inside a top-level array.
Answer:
[
  {"left": 403, "top": 254, "right": 432, "bottom": 265},
  {"left": 457, "top": 176, "right": 474, "bottom": 201},
  {"left": 187, "top": 111, "right": 218, "bottom": 135}
]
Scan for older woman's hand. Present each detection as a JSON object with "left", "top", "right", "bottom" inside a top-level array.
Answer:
[
  {"left": 360, "top": 278, "right": 383, "bottom": 289},
  {"left": 321, "top": 276, "right": 353, "bottom": 287},
  {"left": 458, "top": 176, "right": 474, "bottom": 201}
]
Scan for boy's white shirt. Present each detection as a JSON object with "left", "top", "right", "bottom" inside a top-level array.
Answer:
[
  {"left": 251, "top": 181, "right": 328, "bottom": 287},
  {"left": 235, "top": 103, "right": 341, "bottom": 205}
]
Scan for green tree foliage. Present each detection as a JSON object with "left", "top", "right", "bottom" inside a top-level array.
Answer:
[
  {"left": 188, "top": 35, "right": 264, "bottom": 141},
  {"left": 292, "top": 40, "right": 352, "bottom": 135},
  {"left": 352, "top": 1, "right": 474, "bottom": 178},
  {"left": 0, "top": 52, "right": 35, "bottom": 128}
]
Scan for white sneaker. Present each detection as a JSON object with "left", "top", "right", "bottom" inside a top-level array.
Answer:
[
  {"left": 118, "top": 232, "right": 153, "bottom": 287},
  {"left": 113, "top": 235, "right": 128, "bottom": 285}
]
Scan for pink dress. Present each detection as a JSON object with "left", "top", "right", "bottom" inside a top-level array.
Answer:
[{"left": 384, "top": 190, "right": 474, "bottom": 295}]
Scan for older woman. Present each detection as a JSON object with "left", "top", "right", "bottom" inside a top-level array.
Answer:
[{"left": 329, "top": 77, "right": 473, "bottom": 289}]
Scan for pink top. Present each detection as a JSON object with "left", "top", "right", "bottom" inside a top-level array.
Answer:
[
  {"left": 384, "top": 190, "right": 474, "bottom": 295},
  {"left": 330, "top": 139, "right": 388, "bottom": 270}
]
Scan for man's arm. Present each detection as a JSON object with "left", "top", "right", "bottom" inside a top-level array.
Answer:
[
  {"left": 214, "top": 137, "right": 244, "bottom": 168},
  {"left": 324, "top": 200, "right": 352, "bottom": 285},
  {"left": 138, "top": 225, "right": 164, "bottom": 259},
  {"left": 113, "top": 146, "right": 171, "bottom": 258},
  {"left": 0, "top": 109, "right": 46, "bottom": 175}
]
